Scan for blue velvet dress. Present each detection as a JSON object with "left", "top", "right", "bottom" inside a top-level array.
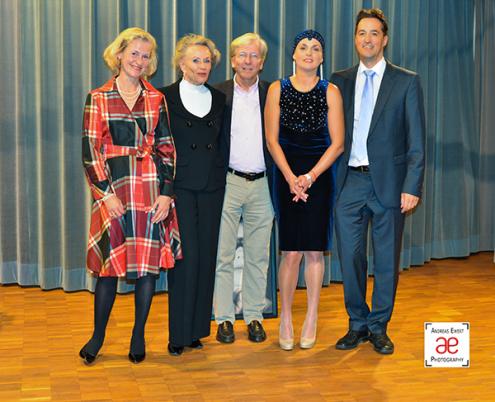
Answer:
[{"left": 275, "top": 77, "right": 334, "bottom": 251}]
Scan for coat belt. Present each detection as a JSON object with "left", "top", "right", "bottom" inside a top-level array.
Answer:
[{"left": 103, "top": 144, "right": 154, "bottom": 160}]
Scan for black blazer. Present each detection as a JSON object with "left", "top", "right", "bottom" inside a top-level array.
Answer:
[
  {"left": 330, "top": 62, "right": 425, "bottom": 208},
  {"left": 159, "top": 81, "right": 226, "bottom": 192},
  {"left": 214, "top": 79, "right": 274, "bottom": 202}
]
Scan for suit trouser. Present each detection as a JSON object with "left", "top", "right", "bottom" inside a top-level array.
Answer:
[
  {"left": 335, "top": 169, "right": 405, "bottom": 334},
  {"left": 214, "top": 173, "right": 274, "bottom": 324},
  {"left": 167, "top": 186, "right": 224, "bottom": 346}
]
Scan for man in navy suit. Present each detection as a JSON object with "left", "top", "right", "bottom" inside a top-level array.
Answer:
[
  {"left": 330, "top": 8, "right": 425, "bottom": 354},
  {"left": 213, "top": 33, "right": 274, "bottom": 344}
]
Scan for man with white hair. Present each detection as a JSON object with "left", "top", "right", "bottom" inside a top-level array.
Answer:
[{"left": 214, "top": 33, "right": 274, "bottom": 344}]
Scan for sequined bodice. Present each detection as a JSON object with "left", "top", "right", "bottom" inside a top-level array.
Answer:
[{"left": 279, "top": 77, "right": 330, "bottom": 155}]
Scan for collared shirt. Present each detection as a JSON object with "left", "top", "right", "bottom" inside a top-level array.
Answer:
[
  {"left": 229, "top": 74, "right": 266, "bottom": 173},
  {"left": 179, "top": 79, "right": 212, "bottom": 118},
  {"left": 349, "top": 57, "right": 387, "bottom": 166}
]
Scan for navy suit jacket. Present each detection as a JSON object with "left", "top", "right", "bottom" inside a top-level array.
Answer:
[
  {"left": 214, "top": 79, "right": 274, "bottom": 203},
  {"left": 330, "top": 62, "right": 426, "bottom": 208}
]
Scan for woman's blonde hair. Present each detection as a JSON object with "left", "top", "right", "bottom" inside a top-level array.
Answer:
[
  {"left": 103, "top": 27, "right": 158, "bottom": 77},
  {"left": 173, "top": 34, "right": 221, "bottom": 70},
  {"left": 230, "top": 33, "right": 268, "bottom": 60}
]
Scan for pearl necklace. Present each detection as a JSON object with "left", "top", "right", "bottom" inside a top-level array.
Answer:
[{"left": 116, "top": 77, "right": 141, "bottom": 109}]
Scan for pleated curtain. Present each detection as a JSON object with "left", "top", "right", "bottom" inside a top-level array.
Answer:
[{"left": 0, "top": 0, "right": 493, "bottom": 292}]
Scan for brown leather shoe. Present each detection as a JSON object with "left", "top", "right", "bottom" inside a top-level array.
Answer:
[{"left": 247, "top": 320, "right": 266, "bottom": 343}]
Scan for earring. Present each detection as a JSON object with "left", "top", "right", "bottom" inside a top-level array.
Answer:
[
  {"left": 319, "top": 64, "right": 323, "bottom": 79},
  {"left": 292, "top": 61, "right": 296, "bottom": 75}
]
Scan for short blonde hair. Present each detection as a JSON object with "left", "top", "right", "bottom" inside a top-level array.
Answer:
[
  {"left": 103, "top": 27, "right": 158, "bottom": 77},
  {"left": 230, "top": 33, "right": 268, "bottom": 61},
  {"left": 173, "top": 34, "right": 221, "bottom": 69}
]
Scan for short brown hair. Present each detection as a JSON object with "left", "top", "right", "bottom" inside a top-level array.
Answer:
[{"left": 355, "top": 8, "right": 388, "bottom": 36}]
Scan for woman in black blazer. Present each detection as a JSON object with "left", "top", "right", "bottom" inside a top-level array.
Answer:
[{"left": 159, "top": 34, "right": 226, "bottom": 356}]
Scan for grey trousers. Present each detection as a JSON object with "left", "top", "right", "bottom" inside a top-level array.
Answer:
[{"left": 213, "top": 172, "right": 274, "bottom": 324}]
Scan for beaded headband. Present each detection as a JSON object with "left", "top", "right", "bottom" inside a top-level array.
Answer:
[{"left": 292, "top": 29, "right": 325, "bottom": 55}]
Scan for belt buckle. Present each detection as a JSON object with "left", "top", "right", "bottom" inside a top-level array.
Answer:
[
  {"left": 353, "top": 165, "right": 369, "bottom": 172},
  {"left": 245, "top": 173, "right": 256, "bottom": 181}
]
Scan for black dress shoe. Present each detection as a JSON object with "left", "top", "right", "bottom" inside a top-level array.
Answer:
[
  {"left": 188, "top": 339, "right": 203, "bottom": 349},
  {"left": 216, "top": 321, "right": 235, "bottom": 344},
  {"left": 247, "top": 320, "right": 266, "bottom": 343},
  {"left": 128, "top": 351, "right": 146, "bottom": 363},
  {"left": 335, "top": 329, "right": 369, "bottom": 350},
  {"left": 369, "top": 333, "right": 394, "bottom": 355},
  {"left": 167, "top": 343, "right": 184, "bottom": 356},
  {"left": 79, "top": 347, "right": 97, "bottom": 365}
]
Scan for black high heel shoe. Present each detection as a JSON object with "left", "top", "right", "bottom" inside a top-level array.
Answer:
[
  {"left": 79, "top": 346, "right": 97, "bottom": 365},
  {"left": 129, "top": 338, "right": 146, "bottom": 363},
  {"left": 128, "top": 351, "right": 146, "bottom": 363}
]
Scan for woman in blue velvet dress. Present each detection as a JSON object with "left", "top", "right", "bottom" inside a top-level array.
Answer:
[{"left": 265, "top": 30, "right": 344, "bottom": 350}]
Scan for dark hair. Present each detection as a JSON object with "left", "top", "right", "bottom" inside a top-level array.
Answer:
[{"left": 355, "top": 8, "right": 388, "bottom": 36}]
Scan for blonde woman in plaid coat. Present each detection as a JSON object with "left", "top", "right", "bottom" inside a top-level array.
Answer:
[{"left": 80, "top": 28, "right": 182, "bottom": 365}]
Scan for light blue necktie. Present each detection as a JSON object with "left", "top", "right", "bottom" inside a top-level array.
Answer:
[{"left": 353, "top": 70, "right": 376, "bottom": 164}]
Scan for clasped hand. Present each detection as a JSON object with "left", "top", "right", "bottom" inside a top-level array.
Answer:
[{"left": 289, "top": 174, "right": 312, "bottom": 202}]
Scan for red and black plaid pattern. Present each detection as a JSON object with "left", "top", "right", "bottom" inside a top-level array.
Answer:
[{"left": 83, "top": 77, "right": 182, "bottom": 278}]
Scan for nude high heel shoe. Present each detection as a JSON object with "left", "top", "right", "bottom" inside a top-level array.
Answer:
[
  {"left": 279, "top": 324, "right": 294, "bottom": 351},
  {"left": 300, "top": 320, "right": 317, "bottom": 349}
]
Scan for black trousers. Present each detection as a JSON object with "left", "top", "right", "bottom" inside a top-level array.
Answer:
[{"left": 167, "top": 186, "right": 225, "bottom": 346}]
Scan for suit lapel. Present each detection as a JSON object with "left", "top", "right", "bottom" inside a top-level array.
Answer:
[
  {"left": 225, "top": 80, "right": 234, "bottom": 135},
  {"left": 344, "top": 66, "right": 358, "bottom": 144},
  {"left": 258, "top": 80, "right": 271, "bottom": 166},
  {"left": 368, "top": 62, "right": 397, "bottom": 137},
  {"left": 258, "top": 80, "right": 269, "bottom": 113},
  {"left": 223, "top": 80, "right": 234, "bottom": 157},
  {"left": 224, "top": 80, "right": 234, "bottom": 109}
]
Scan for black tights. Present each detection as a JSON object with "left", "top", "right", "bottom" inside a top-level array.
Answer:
[
  {"left": 83, "top": 275, "right": 157, "bottom": 356},
  {"left": 130, "top": 275, "right": 157, "bottom": 354}
]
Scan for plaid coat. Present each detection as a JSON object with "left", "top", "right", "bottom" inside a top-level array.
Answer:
[{"left": 82, "top": 77, "right": 182, "bottom": 278}]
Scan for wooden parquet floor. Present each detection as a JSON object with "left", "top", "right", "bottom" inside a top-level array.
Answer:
[{"left": 1, "top": 252, "right": 494, "bottom": 401}]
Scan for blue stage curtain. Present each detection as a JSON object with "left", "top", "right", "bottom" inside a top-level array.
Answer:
[{"left": 0, "top": 0, "right": 493, "bottom": 292}]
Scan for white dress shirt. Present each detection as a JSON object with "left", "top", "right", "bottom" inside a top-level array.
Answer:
[
  {"left": 349, "top": 57, "right": 387, "bottom": 167},
  {"left": 229, "top": 75, "right": 266, "bottom": 173},
  {"left": 179, "top": 79, "right": 212, "bottom": 118}
]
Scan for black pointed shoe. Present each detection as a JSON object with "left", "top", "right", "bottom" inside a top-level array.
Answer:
[
  {"left": 79, "top": 347, "right": 97, "bottom": 365},
  {"left": 188, "top": 339, "right": 203, "bottom": 349},
  {"left": 247, "top": 320, "right": 267, "bottom": 343},
  {"left": 128, "top": 351, "right": 146, "bottom": 363},
  {"left": 167, "top": 343, "right": 184, "bottom": 356},
  {"left": 369, "top": 332, "right": 394, "bottom": 355},
  {"left": 335, "top": 329, "right": 369, "bottom": 350},
  {"left": 129, "top": 337, "right": 146, "bottom": 363},
  {"left": 216, "top": 321, "right": 235, "bottom": 344}
]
